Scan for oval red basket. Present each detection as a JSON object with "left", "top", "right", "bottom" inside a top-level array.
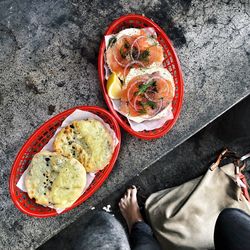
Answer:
[
  {"left": 98, "top": 14, "right": 184, "bottom": 140},
  {"left": 9, "top": 106, "right": 121, "bottom": 217}
]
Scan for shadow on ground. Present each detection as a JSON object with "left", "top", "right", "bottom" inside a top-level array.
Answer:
[{"left": 39, "top": 96, "right": 250, "bottom": 250}]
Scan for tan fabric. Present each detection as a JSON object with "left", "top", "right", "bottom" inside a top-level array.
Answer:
[{"left": 145, "top": 163, "right": 250, "bottom": 250}]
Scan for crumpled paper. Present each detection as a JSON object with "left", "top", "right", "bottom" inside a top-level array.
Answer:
[
  {"left": 111, "top": 99, "right": 173, "bottom": 131},
  {"left": 16, "top": 109, "right": 119, "bottom": 213},
  {"left": 104, "top": 27, "right": 174, "bottom": 131}
]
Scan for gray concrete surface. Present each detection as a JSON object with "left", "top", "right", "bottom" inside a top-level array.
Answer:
[
  {"left": 0, "top": 0, "right": 249, "bottom": 249},
  {"left": 39, "top": 95, "right": 250, "bottom": 250}
]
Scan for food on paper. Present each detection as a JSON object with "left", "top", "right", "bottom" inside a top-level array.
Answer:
[
  {"left": 104, "top": 27, "right": 175, "bottom": 131},
  {"left": 54, "top": 119, "right": 114, "bottom": 173},
  {"left": 16, "top": 110, "right": 119, "bottom": 213},
  {"left": 107, "top": 73, "right": 122, "bottom": 99},
  {"left": 119, "top": 67, "right": 175, "bottom": 123},
  {"left": 106, "top": 28, "right": 164, "bottom": 80},
  {"left": 25, "top": 151, "right": 86, "bottom": 209}
]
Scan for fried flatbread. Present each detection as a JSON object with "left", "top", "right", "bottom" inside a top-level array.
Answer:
[
  {"left": 25, "top": 151, "right": 86, "bottom": 209},
  {"left": 53, "top": 119, "right": 114, "bottom": 173}
]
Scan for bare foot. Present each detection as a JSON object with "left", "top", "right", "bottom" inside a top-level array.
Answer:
[{"left": 119, "top": 186, "right": 143, "bottom": 232}]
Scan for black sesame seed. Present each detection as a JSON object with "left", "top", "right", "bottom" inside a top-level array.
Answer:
[
  {"left": 45, "top": 158, "right": 50, "bottom": 161},
  {"left": 70, "top": 125, "right": 74, "bottom": 129}
]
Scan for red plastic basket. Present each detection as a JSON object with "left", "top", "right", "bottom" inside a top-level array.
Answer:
[
  {"left": 9, "top": 106, "right": 121, "bottom": 217},
  {"left": 98, "top": 14, "right": 184, "bottom": 140}
]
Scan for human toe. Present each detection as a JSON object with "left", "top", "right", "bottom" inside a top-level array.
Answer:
[
  {"left": 131, "top": 186, "right": 137, "bottom": 201},
  {"left": 126, "top": 188, "right": 132, "bottom": 197}
]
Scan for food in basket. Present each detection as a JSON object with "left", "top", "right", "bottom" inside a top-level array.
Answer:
[
  {"left": 106, "top": 28, "right": 164, "bottom": 80},
  {"left": 106, "top": 72, "right": 122, "bottom": 99},
  {"left": 119, "top": 66, "right": 175, "bottom": 123},
  {"left": 104, "top": 27, "right": 176, "bottom": 130},
  {"left": 54, "top": 119, "right": 114, "bottom": 173},
  {"left": 25, "top": 151, "right": 86, "bottom": 209}
]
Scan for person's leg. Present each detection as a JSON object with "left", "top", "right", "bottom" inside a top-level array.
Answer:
[
  {"left": 214, "top": 208, "right": 250, "bottom": 250},
  {"left": 130, "top": 221, "right": 161, "bottom": 250},
  {"left": 119, "top": 186, "right": 161, "bottom": 250},
  {"left": 74, "top": 211, "right": 130, "bottom": 250}
]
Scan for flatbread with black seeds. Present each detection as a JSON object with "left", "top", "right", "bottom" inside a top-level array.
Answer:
[
  {"left": 53, "top": 119, "right": 114, "bottom": 173},
  {"left": 25, "top": 151, "right": 86, "bottom": 209}
]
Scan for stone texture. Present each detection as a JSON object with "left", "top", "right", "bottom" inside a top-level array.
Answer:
[{"left": 0, "top": 0, "right": 249, "bottom": 249}]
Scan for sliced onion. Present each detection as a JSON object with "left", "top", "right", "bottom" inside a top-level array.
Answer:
[
  {"left": 144, "top": 76, "right": 171, "bottom": 97},
  {"left": 130, "top": 36, "right": 146, "bottom": 60},
  {"left": 112, "top": 36, "right": 131, "bottom": 67},
  {"left": 145, "top": 88, "right": 170, "bottom": 102},
  {"left": 145, "top": 90, "right": 158, "bottom": 102},
  {"left": 132, "top": 95, "right": 142, "bottom": 111},
  {"left": 113, "top": 51, "right": 128, "bottom": 67},
  {"left": 126, "top": 78, "right": 147, "bottom": 106},
  {"left": 123, "top": 61, "right": 145, "bottom": 79},
  {"left": 144, "top": 75, "right": 162, "bottom": 85},
  {"left": 130, "top": 43, "right": 140, "bottom": 60},
  {"left": 144, "top": 99, "right": 163, "bottom": 119},
  {"left": 154, "top": 77, "right": 171, "bottom": 97},
  {"left": 152, "top": 99, "right": 163, "bottom": 116}
]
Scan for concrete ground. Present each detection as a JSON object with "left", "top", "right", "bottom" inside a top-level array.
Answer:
[
  {"left": 1, "top": 0, "right": 249, "bottom": 248},
  {"left": 39, "top": 95, "right": 250, "bottom": 250}
]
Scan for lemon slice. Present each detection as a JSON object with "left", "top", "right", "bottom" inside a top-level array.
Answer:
[{"left": 107, "top": 73, "right": 122, "bottom": 99}]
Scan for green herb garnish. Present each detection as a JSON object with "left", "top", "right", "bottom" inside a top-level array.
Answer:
[
  {"left": 137, "top": 81, "right": 156, "bottom": 95},
  {"left": 145, "top": 100, "right": 157, "bottom": 109},
  {"left": 138, "top": 109, "right": 147, "bottom": 115},
  {"left": 137, "top": 100, "right": 157, "bottom": 115},
  {"left": 124, "top": 41, "right": 130, "bottom": 49},
  {"left": 119, "top": 40, "right": 130, "bottom": 58},
  {"left": 140, "top": 100, "right": 157, "bottom": 110},
  {"left": 120, "top": 47, "right": 127, "bottom": 59},
  {"left": 108, "top": 36, "right": 117, "bottom": 48},
  {"left": 138, "top": 49, "right": 150, "bottom": 61}
]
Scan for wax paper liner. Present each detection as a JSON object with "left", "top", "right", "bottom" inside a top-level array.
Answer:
[
  {"left": 17, "top": 109, "right": 119, "bottom": 213},
  {"left": 111, "top": 99, "right": 173, "bottom": 131}
]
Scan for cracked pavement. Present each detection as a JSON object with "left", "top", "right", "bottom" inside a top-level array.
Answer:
[{"left": 0, "top": 0, "right": 249, "bottom": 249}]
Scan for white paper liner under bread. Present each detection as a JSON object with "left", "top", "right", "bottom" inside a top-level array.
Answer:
[
  {"left": 104, "top": 27, "right": 174, "bottom": 131},
  {"left": 17, "top": 109, "right": 119, "bottom": 213}
]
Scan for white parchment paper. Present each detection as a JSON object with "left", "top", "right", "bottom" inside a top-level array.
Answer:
[{"left": 16, "top": 109, "right": 119, "bottom": 213}]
